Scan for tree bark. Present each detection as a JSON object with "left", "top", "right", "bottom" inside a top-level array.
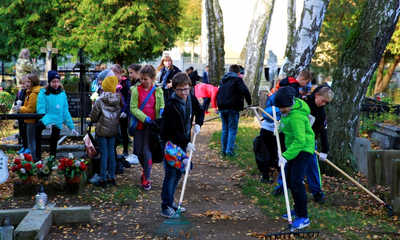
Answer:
[
  {"left": 375, "top": 53, "right": 400, "bottom": 93},
  {"left": 205, "top": 0, "right": 225, "bottom": 85},
  {"left": 280, "top": 0, "right": 330, "bottom": 76},
  {"left": 327, "top": 0, "right": 400, "bottom": 175},
  {"left": 284, "top": 0, "right": 296, "bottom": 58},
  {"left": 374, "top": 56, "right": 385, "bottom": 93},
  {"left": 239, "top": 0, "right": 276, "bottom": 105}
]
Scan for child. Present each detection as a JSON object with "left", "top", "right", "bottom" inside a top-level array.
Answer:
[
  {"left": 130, "top": 65, "right": 164, "bottom": 190},
  {"left": 275, "top": 86, "right": 315, "bottom": 230},
  {"left": 90, "top": 70, "right": 121, "bottom": 188},
  {"left": 35, "top": 70, "right": 78, "bottom": 162},
  {"left": 17, "top": 74, "right": 41, "bottom": 159},
  {"left": 303, "top": 85, "right": 334, "bottom": 204},
  {"left": 128, "top": 64, "right": 142, "bottom": 87},
  {"left": 14, "top": 77, "right": 28, "bottom": 154},
  {"left": 110, "top": 64, "right": 130, "bottom": 157},
  {"left": 160, "top": 72, "right": 204, "bottom": 218},
  {"left": 194, "top": 83, "right": 219, "bottom": 115},
  {"left": 269, "top": 70, "right": 312, "bottom": 97}
]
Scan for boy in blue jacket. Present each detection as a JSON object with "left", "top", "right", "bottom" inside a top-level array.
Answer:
[{"left": 275, "top": 86, "right": 315, "bottom": 230}]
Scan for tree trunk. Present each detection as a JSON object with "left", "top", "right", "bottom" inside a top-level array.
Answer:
[
  {"left": 327, "top": 0, "right": 400, "bottom": 175},
  {"left": 284, "top": 0, "right": 296, "bottom": 58},
  {"left": 239, "top": 0, "right": 276, "bottom": 105},
  {"left": 205, "top": 0, "right": 225, "bottom": 85},
  {"left": 280, "top": 0, "right": 330, "bottom": 76},
  {"left": 375, "top": 53, "right": 400, "bottom": 93},
  {"left": 374, "top": 56, "right": 385, "bottom": 93}
]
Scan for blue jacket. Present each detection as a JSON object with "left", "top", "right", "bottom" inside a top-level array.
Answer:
[{"left": 36, "top": 87, "right": 75, "bottom": 130}]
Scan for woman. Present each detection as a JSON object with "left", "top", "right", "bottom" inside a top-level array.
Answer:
[
  {"left": 15, "top": 48, "right": 38, "bottom": 88},
  {"left": 156, "top": 56, "right": 181, "bottom": 102}
]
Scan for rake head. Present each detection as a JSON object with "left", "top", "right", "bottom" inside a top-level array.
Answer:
[
  {"left": 153, "top": 212, "right": 200, "bottom": 239},
  {"left": 385, "top": 204, "right": 394, "bottom": 218},
  {"left": 264, "top": 230, "right": 320, "bottom": 240}
]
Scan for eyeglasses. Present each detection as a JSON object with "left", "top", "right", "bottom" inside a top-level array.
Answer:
[{"left": 175, "top": 88, "right": 190, "bottom": 93}]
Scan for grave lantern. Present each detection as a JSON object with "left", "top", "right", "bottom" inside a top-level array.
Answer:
[{"left": 35, "top": 185, "right": 47, "bottom": 210}]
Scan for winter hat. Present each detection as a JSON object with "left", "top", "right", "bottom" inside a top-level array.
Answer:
[
  {"left": 47, "top": 70, "right": 60, "bottom": 83},
  {"left": 102, "top": 70, "right": 118, "bottom": 93},
  {"left": 98, "top": 69, "right": 110, "bottom": 81},
  {"left": 274, "top": 86, "right": 296, "bottom": 108}
]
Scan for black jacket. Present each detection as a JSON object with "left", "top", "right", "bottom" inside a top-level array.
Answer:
[
  {"left": 304, "top": 85, "right": 330, "bottom": 153},
  {"left": 217, "top": 72, "right": 252, "bottom": 111},
  {"left": 161, "top": 93, "right": 204, "bottom": 148}
]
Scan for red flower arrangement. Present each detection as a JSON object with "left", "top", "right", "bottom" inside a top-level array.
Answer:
[
  {"left": 11, "top": 153, "right": 37, "bottom": 180},
  {"left": 53, "top": 153, "right": 88, "bottom": 180}
]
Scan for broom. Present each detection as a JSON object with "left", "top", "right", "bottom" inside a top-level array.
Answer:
[
  {"left": 153, "top": 132, "right": 200, "bottom": 239},
  {"left": 254, "top": 106, "right": 320, "bottom": 239}
]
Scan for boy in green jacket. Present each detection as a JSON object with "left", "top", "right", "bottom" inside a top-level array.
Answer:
[{"left": 275, "top": 86, "right": 315, "bottom": 229}]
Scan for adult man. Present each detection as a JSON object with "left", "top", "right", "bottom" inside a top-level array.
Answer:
[{"left": 217, "top": 64, "right": 252, "bottom": 157}]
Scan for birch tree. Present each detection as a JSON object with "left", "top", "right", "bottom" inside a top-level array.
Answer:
[
  {"left": 205, "top": 0, "right": 225, "bottom": 85},
  {"left": 280, "top": 0, "right": 330, "bottom": 76},
  {"left": 238, "top": 0, "right": 276, "bottom": 104},
  {"left": 284, "top": 0, "right": 296, "bottom": 58},
  {"left": 327, "top": 0, "right": 400, "bottom": 174}
]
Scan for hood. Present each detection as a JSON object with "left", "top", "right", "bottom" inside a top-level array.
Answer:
[
  {"left": 100, "top": 92, "right": 120, "bottom": 106},
  {"left": 288, "top": 98, "right": 310, "bottom": 117},
  {"left": 279, "top": 77, "right": 297, "bottom": 87},
  {"left": 221, "top": 72, "right": 239, "bottom": 83}
]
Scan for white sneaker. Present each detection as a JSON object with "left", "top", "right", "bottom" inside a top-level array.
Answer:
[
  {"left": 172, "top": 202, "right": 186, "bottom": 213},
  {"left": 161, "top": 206, "right": 175, "bottom": 218}
]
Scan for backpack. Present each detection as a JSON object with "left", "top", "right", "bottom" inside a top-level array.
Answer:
[
  {"left": 252, "top": 135, "right": 269, "bottom": 174},
  {"left": 149, "top": 117, "right": 164, "bottom": 163}
]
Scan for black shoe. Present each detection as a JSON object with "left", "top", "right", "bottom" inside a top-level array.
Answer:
[
  {"left": 260, "top": 177, "right": 274, "bottom": 184},
  {"left": 95, "top": 180, "right": 107, "bottom": 188},
  {"left": 108, "top": 179, "right": 116, "bottom": 186},
  {"left": 226, "top": 152, "right": 238, "bottom": 157},
  {"left": 313, "top": 191, "right": 325, "bottom": 204},
  {"left": 220, "top": 151, "right": 226, "bottom": 157},
  {"left": 273, "top": 188, "right": 283, "bottom": 196}
]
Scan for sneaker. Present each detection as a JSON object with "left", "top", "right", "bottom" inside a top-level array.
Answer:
[
  {"left": 313, "top": 191, "right": 325, "bottom": 204},
  {"left": 17, "top": 147, "right": 26, "bottom": 154},
  {"left": 282, "top": 210, "right": 296, "bottom": 220},
  {"left": 260, "top": 177, "right": 274, "bottom": 184},
  {"left": 122, "top": 152, "right": 129, "bottom": 158},
  {"left": 292, "top": 217, "right": 310, "bottom": 229},
  {"left": 220, "top": 151, "right": 226, "bottom": 157},
  {"left": 273, "top": 188, "right": 283, "bottom": 196},
  {"left": 172, "top": 202, "right": 186, "bottom": 213},
  {"left": 141, "top": 180, "right": 151, "bottom": 190},
  {"left": 22, "top": 148, "right": 31, "bottom": 154},
  {"left": 205, "top": 111, "right": 211, "bottom": 115},
  {"left": 94, "top": 180, "right": 107, "bottom": 188},
  {"left": 108, "top": 179, "right": 116, "bottom": 186},
  {"left": 161, "top": 206, "right": 176, "bottom": 218},
  {"left": 226, "top": 152, "right": 238, "bottom": 157}
]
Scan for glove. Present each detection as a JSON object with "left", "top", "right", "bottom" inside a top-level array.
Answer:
[
  {"left": 120, "top": 112, "right": 127, "bottom": 118},
  {"left": 278, "top": 156, "right": 287, "bottom": 167},
  {"left": 186, "top": 142, "right": 196, "bottom": 152},
  {"left": 145, "top": 117, "right": 153, "bottom": 124},
  {"left": 319, "top": 152, "right": 327, "bottom": 161},
  {"left": 16, "top": 100, "right": 23, "bottom": 106},
  {"left": 14, "top": 105, "right": 21, "bottom": 112},
  {"left": 160, "top": 108, "right": 164, "bottom": 116},
  {"left": 71, "top": 129, "right": 79, "bottom": 137},
  {"left": 194, "top": 124, "right": 201, "bottom": 135},
  {"left": 46, "top": 124, "right": 54, "bottom": 134}
]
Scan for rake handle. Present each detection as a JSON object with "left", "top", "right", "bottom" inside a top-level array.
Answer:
[{"left": 178, "top": 132, "right": 197, "bottom": 206}]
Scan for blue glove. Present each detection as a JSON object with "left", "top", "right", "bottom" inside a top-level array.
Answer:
[
  {"left": 145, "top": 117, "right": 153, "bottom": 124},
  {"left": 160, "top": 108, "right": 164, "bottom": 116}
]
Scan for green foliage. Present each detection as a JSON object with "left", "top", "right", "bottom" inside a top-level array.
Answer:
[
  {"left": 0, "top": 91, "right": 15, "bottom": 113},
  {"left": 312, "top": 0, "right": 366, "bottom": 76},
  {"left": 178, "top": 0, "right": 201, "bottom": 43},
  {"left": 52, "top": 0, "right": 182, "bottom": 65}
]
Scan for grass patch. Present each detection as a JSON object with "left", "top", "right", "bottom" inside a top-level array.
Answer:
[
  {"left": 210, "top": 116, "right": 399, "bottom": 238},
  {"left": 82, "top": 184, "right": 140, "bottom": 204}
]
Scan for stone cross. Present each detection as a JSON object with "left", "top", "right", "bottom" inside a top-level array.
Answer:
[{"left": 40, "top": 42, "right": 58, "bottom": 75}]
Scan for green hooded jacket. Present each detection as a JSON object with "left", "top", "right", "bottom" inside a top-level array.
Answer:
[{"left": 280, "top": 98, "right": 315, "bottom": 160}]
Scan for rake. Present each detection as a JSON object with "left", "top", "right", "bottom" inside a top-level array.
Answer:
[
  {"left": 153, "top": 132, "right": 200, "bottom": 239},
  {"left": 254, "top": 106, "right": 320, "bottom": 239}
]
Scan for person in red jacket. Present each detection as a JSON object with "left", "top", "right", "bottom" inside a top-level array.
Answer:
[{"left": 194, "top": 83, "right": 219, "bottom": 115}]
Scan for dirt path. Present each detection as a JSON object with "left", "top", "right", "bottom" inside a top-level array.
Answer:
[{"left": 45, "top": 120, "right": 282, "bottom": 239}]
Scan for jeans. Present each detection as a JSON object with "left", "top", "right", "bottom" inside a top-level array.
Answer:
[
  {"left": 97, "top": 136, "right": 116, "bottom": 181},
  {"left": 161, "top": 140, "right": 183, "bottom": 210},
  {"left": 35, "top": 121, "right": 61, "bottom": 160},
  {"left": 305, "top": 142, "right": 323, "bottom": 196},
  {"left": 219, "top": 109, "right": 239, "bottom": 154},
  {"left": 285, "top": 151, "right": 311, "bottom": 218},
  {"left": 203, "top": 97, "right": 211, "bottom": 112},
  {"left": 26, "top": 123, "right": 36, "bottom": 159}
]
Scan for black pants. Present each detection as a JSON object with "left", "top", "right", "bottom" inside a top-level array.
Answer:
[
  {"left": 260, "top": 128, "right": 285, "bottom": 178},
  {"left": 18, "top": 119, "right": 28, "bottom": 148},
  {"left": 119, "top": 117, "right": 129, "bottom": 153},
  {"left": 35, "top": 121, "right": 61, "bottom": 160}
]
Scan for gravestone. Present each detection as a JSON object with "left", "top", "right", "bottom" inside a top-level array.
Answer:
[{"left": 353, "top": 137, "right": 371, "bottom": 177}]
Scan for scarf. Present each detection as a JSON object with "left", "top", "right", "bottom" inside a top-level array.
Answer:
[
  {"left": 49, "top": 86, "right": 63, "bottom": 95},
  {"left": 162, "top": 67, "right": 172, "bottom": 89}
]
